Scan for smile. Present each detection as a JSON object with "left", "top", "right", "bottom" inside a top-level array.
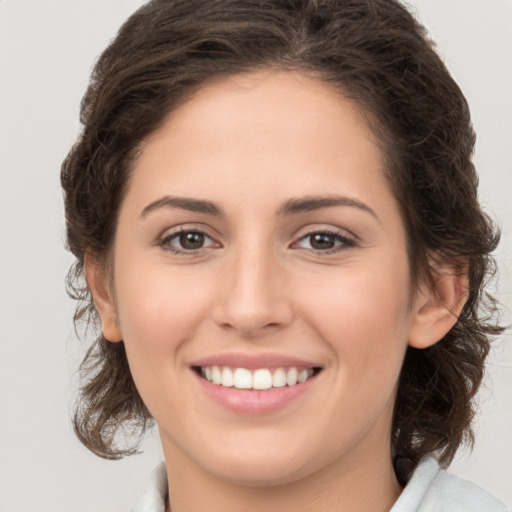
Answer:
[
  {"left": 190, "top": 353, "right": 323, "bottom": 413},
  {"left": 197, "top": 366, "right": 317, "bottom": 390}
]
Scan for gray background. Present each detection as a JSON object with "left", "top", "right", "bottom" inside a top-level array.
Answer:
[{"left": 1, "top": 1, "right": 510, "bottom": 510}]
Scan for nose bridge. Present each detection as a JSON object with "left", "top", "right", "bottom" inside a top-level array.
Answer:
[{"left": 213, "top": 237, "right": 292, "bottom": 336}]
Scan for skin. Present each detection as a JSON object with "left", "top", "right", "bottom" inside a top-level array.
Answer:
[{"left": 87, "top": 70, "right": 466, "bottom": 512}]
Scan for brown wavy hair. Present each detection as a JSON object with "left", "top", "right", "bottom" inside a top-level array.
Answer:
[{"left": 61, "top": 0, "right": 502, "bottom": 485}]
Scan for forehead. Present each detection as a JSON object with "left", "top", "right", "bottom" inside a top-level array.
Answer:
[
  {"left": 130, "top": 70, "right": 389, "bottom": 199},
  {"left": 157, "top": 70, "right": 376, "bottom": 147}
]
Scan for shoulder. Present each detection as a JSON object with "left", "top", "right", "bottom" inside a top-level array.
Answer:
[
  {"left": 391, "top": 456, "right": 510, "bottom": 512},
  {"left": 130, "top": 461, "right": 168, "bottom": 512},
  {"left": 131, "top": 458, "right": 509, "bottom": 512}
]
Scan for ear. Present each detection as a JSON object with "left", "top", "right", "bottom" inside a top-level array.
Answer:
[
  {"left": 408, "top": 259, "right": 468, "bottom": 349},
  {"left": 84, "top": 253, "right": 123, "bottom": 343}
]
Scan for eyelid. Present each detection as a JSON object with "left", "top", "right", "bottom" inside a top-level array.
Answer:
[
  {"left": 157, "top": 222, "right": 219, "bottom": 240},
  {"left": 292, "top": 223, "right": 357, "bottom": 242},
  {"left": 154, "top": 223, "right": 357, "bottom": 255},
  {"left": 290, "top": 225, "right": 358, "bottom": 253},
  {"left": 156, "top": 224, "right": 222, "bottom": 253}
]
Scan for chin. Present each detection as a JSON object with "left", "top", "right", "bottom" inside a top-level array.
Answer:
[
  {"left": 208, "top": 455, "right": 318, "bottom": 488},
  {"left": 190, "top": 432, "right": 333, "bottom": 488}
]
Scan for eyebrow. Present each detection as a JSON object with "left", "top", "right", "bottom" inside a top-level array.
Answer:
[
  {"left": 276, "top": 195, "right": 379, "bottom": 222},
  {"left": 140, "top": 196, "right": 224, "bottom": 218},
  {"left": 140, "top": 194, "right": 379, "bottom": 222}
]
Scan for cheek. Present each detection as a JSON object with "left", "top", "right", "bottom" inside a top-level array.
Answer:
[
  {"left": 111, "top": 262, "right": 220, "bottom": 421},
  {"left": 302, "top": 257, "right": 411, "bottom": 330},
  {"left": 297, "top": 258, "right": 412, "bottom": 388},
  {"left": 113, "top": 262, "right": 214, "bottom": 364}
]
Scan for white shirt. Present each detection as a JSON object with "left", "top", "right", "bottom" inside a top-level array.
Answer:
[{"left": 130, "top": 456, "right": 509, "bottom": 512}]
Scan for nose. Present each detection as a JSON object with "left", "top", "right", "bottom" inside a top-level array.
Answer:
[{"left": 211, "top": 246, "right": 294, "bottom": 338}]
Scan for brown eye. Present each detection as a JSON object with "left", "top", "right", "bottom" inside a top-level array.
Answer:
[
  {"left": 160, "top": 229, "right": 217, "bottom": 253},
  {"left": 309, "top": 233, "right": 336, "bottom": 250},
  {"left": 294, "top": 230, "right": 356, "bottom": 254},
  {"left": 179, "top": 231, "right": 205, "bottom": 250}
]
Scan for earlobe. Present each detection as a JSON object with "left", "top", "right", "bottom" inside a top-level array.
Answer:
[
  {"left": 408, "top": 261, "right": 468, "bottom": 350},
  {"left": 84, "top": 253, "right": 123, "bottom": 343}
]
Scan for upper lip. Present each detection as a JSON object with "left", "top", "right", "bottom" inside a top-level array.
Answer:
[{"left": 190, "top": 352, "right": 321, "bottom": 370}]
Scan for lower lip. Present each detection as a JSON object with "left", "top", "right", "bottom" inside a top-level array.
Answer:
[{"left": 193, "top": 371, "right": 319, "bottom": 415}]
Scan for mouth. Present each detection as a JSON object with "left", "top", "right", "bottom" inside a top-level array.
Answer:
[
  {"left": 190, "top": 353, "right": 323, "bottom": 414},
  {"left": 193, "top": 365, "right": 322, "bottom": 391}
]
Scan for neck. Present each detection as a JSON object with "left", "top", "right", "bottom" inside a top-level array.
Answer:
[{"left": 162, "top": 438, "right": 402, "bottom": 512}]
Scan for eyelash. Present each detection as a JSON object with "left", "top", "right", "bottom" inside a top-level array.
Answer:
[
  {"left": 292, "top": 229, "right": 357, "bottom": 255},
  {"left": 158, "top": 228, "right": 218, "bottom": 255},
  {"left": 157, "top": 228, "right": 357, "bottom": 255}
]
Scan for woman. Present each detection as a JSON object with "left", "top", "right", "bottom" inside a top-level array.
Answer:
[{"left": 61, "top": 0, "right": 508, "bottom": 510}]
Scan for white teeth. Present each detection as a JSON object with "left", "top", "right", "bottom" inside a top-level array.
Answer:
[
  {"left": 221, "top": 367, "right": 234, "bottom": 387},
  {"left": 286, "top": 367, "right": 298, "bottom": 386},
  {"left": 298, "top": 369, "right": 309, "bottom": 383},
  {"left": 253, "top": 369, "right": 272, "bottom": 390},
  {"left": 272, "top": 368, "right": 287, "bottom": 388},
  {"left": 211, "top": 366, "right": 222, "bottom": 385},
  {"left": 201, "top": 365, "right": 316, "bottom": 390},
  {"left": 233, "top": 368, "right": 252, "bottom": 389}
]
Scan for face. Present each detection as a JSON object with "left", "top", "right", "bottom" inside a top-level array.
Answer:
[{"left": 95, "top": 70, "right": 428, "bottom": 486}]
